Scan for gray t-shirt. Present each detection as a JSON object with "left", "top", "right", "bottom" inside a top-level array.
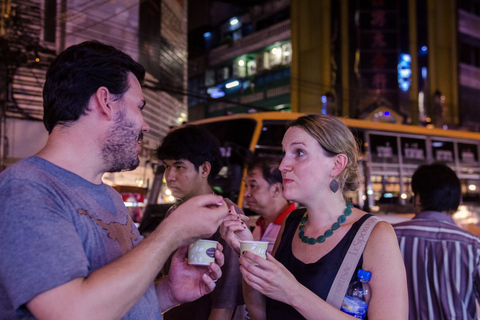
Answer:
[{"left": 0, "top": 157, "right": 162, "bottom": 319}]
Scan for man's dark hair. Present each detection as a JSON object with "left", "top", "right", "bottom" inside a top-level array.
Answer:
[
  {"left": 156, "top": 125, "right": 222, "bottom": 181},
  {"left": 411, "top": 163, "right": 461, "bottom": 213},
  {"left": 247, "top": 157, "right": 282, "bottom": 186},
  {"left": 43, "top": 40, "right": 145, "bottom": 133}
]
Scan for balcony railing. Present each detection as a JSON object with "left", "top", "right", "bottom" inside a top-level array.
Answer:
[
  {"left": 209, "top": 19, "right": 291, "bottom": 66},
  {"left": 459, "top": 63, "right": 480, "bottom": 90},
  {"left": 459, "top": 9, "right": 480, "bottom": 40}
]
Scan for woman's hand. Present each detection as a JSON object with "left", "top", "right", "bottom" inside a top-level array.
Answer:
[
  {"left": 220, "top": 205, "right": 253, "bottom": 255},
  {"left": 239, "top": 251, "right": 300, "bottom": 305}
]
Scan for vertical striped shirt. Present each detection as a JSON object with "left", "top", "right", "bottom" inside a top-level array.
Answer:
[{"left": 394, "top": 211, "right": 480, "bottom": 320}]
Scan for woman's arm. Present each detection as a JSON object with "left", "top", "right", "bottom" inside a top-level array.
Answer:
[
  {"left": 361, "top": 221, "right": 409, "bottom": 319},
  {"left": 239, "top": 220, "right": 408, "bottom": 320},
  {"left": 240, "top": 251, "right": 354, "bottom": 320}
]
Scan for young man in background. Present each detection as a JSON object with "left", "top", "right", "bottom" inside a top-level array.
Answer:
[{"left": 157, "top": 125, "right": 245, "bottom": 320}]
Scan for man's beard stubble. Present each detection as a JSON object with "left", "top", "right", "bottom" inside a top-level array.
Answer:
[{"left": 102, "top": 108, "right": 141, "bottom": 173}]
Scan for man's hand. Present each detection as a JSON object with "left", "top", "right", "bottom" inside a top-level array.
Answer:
[
  {"left": 158, "top": 243, "right": 225, "bottom": 312},
  {"left": 160, "top": 195, "right": 229, "bottom": 249}
]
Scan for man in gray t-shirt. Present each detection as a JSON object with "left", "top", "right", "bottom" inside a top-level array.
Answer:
[{"left": 0, "top": 41, "right": 228, "bottom": 320}]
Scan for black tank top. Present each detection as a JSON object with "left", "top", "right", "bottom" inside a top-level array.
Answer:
[{"left": 266, "top": 209, "right": 372, "bottom": 319}]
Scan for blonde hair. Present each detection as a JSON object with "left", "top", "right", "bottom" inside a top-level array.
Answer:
[{"left": 287, "top": 114, "right": 360, "bottom": 193}]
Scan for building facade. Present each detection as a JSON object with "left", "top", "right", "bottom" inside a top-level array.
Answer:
[
  {"left": 187, "top": 0, "right": 291, "bottom": 120},
  {"left": 188, "top": 0, "right": 480, "bottom": 133},
  {"left": 0, "top": 0, "right": 188, "bottom": 191}
]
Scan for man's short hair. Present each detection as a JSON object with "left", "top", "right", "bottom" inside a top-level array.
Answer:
[
  {"left": 156, "top": 125, "right": 222, "bottom": 181},
  {"left": 411, "top": 163, "right": 461, "bottom": 213},
  {"left": 43, "top": 40, "right": 145, "bottom": 133},
  {"left": 247, "top": 157, "right": 282, "bottom": 186}
]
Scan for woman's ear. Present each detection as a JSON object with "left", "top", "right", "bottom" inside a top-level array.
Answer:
[{"left": 331, "top": 153, "right": 348, "bottom": 177}]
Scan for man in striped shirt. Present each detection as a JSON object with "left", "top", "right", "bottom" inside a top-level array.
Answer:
[{"left": 394, "top": 163, "right": 480, "bottom": 320}]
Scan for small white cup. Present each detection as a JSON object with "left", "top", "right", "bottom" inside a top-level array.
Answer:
[
  {"left": 188, "top": 239, "right": 218, "bottom": 266},
  {"left": 240, "top": 240, "right": 269, "bottom": 264}
]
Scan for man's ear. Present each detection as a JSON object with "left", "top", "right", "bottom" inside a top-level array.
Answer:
[
  {"left": 200, "top": 161, "right": 212, "bottom": 177},
  {"left": 413, "top": 194, "right": 422, "bottom": 214},
  {"left": 93, "top": 86, "right": 113, "bottom": 121},
  {"left": 272, "top": 182, "right": 282, "bottom": 198},
  {"left": 414, "top": 194, "right": 421, "bottom": 206},
  {"left": 331, "top": 153, "right": 348, "bottom": 177}
]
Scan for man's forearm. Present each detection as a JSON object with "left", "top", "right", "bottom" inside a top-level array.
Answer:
[{"left": 27, "top": 220, "right": 180, "bottom": 320}]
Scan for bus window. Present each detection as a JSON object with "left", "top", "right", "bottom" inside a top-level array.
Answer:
[
  {"left": 369, "top": 134, "right": 399, "bottom": 164},
  {"left": 458, "top": 142, "right": 479, "bottom": 173},
  {"left": 432, "top": 140, "right": 455, "bottom": 164},
  {"left": 200, "top": 118, "right": 257, "bottom": 203},
  {"left": 255, "top": 120, "right": 288, "bottom": 160},
  {"left": 401, "top": 136, "right": 427, "bottom": 165}
]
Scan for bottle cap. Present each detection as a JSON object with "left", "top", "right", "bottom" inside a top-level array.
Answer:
[{"left": 357, "top": 269, "right": 371, "bottom": 281}]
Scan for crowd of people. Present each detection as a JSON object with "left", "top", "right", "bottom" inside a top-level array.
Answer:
[{"left": 0, "top": 40, "right": 479, "bottom": 320}]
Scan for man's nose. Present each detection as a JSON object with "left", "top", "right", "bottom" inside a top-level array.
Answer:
[
  {"left": 142, "top": 119, "right": 150, "bottom": 133},
  {"left": 165, "top": 169, "right": 175, "bottom": 181}
]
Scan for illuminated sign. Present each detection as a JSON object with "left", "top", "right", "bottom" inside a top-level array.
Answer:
[
  {"left": 225, "top": 80, "right": 240, "bottom": 89},
  {"left": 398, "top": 53, "right": 412, "bottom": 92},
  {"left": 207, "top": 86, "right": 225, "bottom": 99}
]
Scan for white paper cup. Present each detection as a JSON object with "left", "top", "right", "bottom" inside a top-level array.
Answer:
[
  {"left": 188, "top": 239, "right": 218, "bottom": 266},
  {"left": 240, "top": 240, "right": 269, "bottom": 264}
]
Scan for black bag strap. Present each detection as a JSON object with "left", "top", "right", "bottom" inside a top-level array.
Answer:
[{"left": 325, "top": 215, "right": 382, "bottom": 309}]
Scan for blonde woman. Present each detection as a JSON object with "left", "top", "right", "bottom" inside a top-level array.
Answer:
[{"left": 222, "top": 114, "right": 408, "bottom": 320}]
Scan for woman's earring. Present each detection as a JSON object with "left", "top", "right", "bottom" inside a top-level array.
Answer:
[{"left": 330, "top": 179, "right": 339, "bottom": 193}]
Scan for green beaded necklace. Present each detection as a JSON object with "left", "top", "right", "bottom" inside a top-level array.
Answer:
[{"left": 298, "top": 202, "right": 353, "bottom": 245}]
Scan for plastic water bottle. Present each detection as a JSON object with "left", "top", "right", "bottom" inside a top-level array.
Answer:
[{"left": 340, "top": 269, "right": 371, "bottom": 319}]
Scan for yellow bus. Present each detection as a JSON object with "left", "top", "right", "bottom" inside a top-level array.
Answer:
[{"left": 140, "top": 112, "right": 480, "bottom": 234}]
